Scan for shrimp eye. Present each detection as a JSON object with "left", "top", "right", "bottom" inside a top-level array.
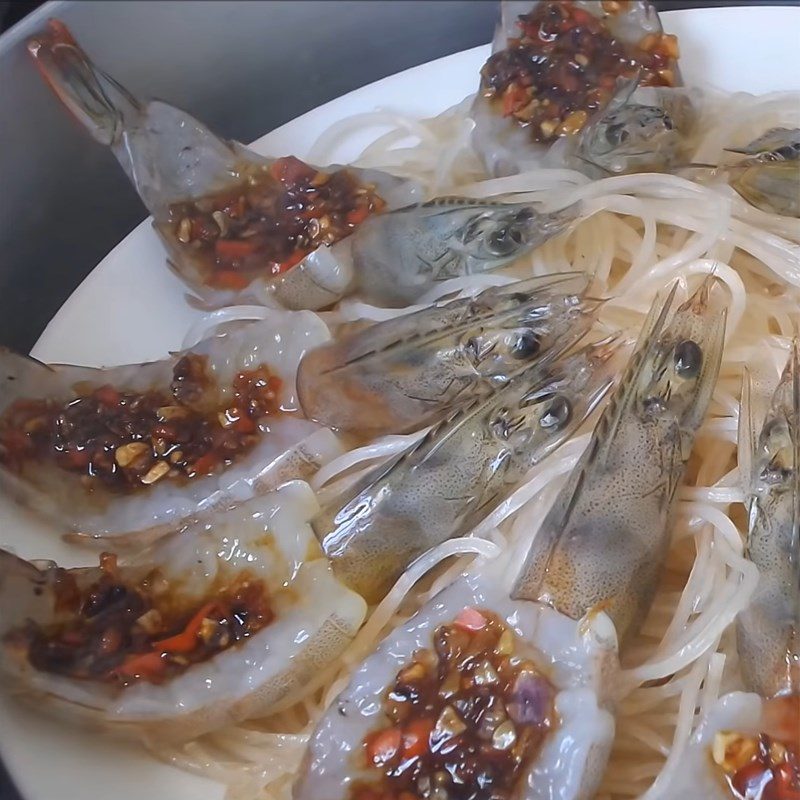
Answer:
[
  {"left": 488, "top": 226, "right": 522, "bottom": 257},
  {"left": 512, "top": 331, "right": 540, "bottom": 360},
  {"left": 540, "top": 396, "right": 571, "bottom": 430},
  {"left": 674, "top": 339, "right": 702, "bottom": 377}
]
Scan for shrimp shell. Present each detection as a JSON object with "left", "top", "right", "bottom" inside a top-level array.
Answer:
[
  {"left": 0, "top": 482, "right": 367, "bottom": 742},
  {"left": 513, "top": 278, "right": 727, "bottom": 644},
  {"left": 297, "top": 272, "right": 598, "bottom": 437},
  {"left": 0, "top": 313, "right": 342, "bottom": 545},
  {"left": 349, "top": 197, "right": 582, "bottom": 307},
  {"left": 737, "top": 342, "right": 800, "bottom": 699},
  {"left": 314, "top": 337, "right": 620, "bottom": 603}
]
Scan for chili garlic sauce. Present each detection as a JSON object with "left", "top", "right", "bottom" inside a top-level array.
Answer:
[
  {"left": 0, "top": 354, "right": 281, "bottom": 493},
  {"left": 162, "top": 156, "right": 385, "bottom": 292},
  {"left": 296, "top": 566, "right": 618, "bottom": 800},
  {"left": 480, "top": 0, "right": 679, "bottom": 144},
  {"left": 3, "top": 552, "right": 275, "bottom": 686},
  {"left": 353, "top": 609, "right": 555, "bottom": 800},
  {"left": 657, "top": 693, "right": 800, "bottom": 800}
]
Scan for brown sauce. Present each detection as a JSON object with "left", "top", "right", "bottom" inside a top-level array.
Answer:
[
  {"left": 4, "top": 554, "right": 274, "bottom": 685},
  {"left": 0, "top": 355, "right": 282, "bottom": 492},
  {"left": 165, "top": 156, "right": 386, "bottom": 291},
  {"left": 351, "top": 608, "right": 555, "bottom": 800},
  {"left": 480, "top": 0, "right": 680, "bottom": 143}
]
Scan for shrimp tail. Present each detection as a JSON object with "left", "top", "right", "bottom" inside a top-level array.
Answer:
[
  {"left": 28, "top": 20, "right": 245, "bottom": 217},
  {"left": 27, "top": 19, "right": 141, "bottom": 146}
]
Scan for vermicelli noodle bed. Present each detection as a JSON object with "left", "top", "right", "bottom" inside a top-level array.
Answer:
[{"left": 143, "top": 88, "right": 800, "bottom": 799}]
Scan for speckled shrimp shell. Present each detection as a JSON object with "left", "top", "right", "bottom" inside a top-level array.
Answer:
[
  {"left": 512, "top": 277, "right": 727, "bottom": 644},
  {"left": 635, "top": 346, "right": 800, "bottom": 800},
  {"left": 348, "top": 196, "right": 582, "bottom": 307},
  {"left": 27, "top": 20, "right": 422, "bottom": 311},
  {"left": 314, "top": 337, "right": 620, "bottom": 603},
  {"left": 471, "top": 0, "right": 680, "bottom": 178},
  {"left": 737, "top": 341, "right": 800, "bottom": 700},
  {"left": 294, "top": 549, "right": 619, "bottom": 800},
  {"left": 0, "top": 312, "right": 342, "bottom": 544},
  {"left": 297, "top": 272, "right": 598, "bottom": 437},
  {"left": 0, "top": 481, "right": 367, "bottom": 742}
]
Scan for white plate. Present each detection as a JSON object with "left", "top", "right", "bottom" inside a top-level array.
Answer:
[{"left": 2, "top": 7, "right": 799, "bottom": 800}]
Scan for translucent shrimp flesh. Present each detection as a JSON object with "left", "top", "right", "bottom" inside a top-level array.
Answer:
[
  {"left": 297, "top": 272, "right": 598, "bottom": 437},
  {"left": 0, "top": 313, "right": 341, "bottom": 545},
  {"left": 0, "top": 481, "right": 367, "bottom": 742},
  {"left": 296, "top": 282, "right": 727, "bottom": 800}
]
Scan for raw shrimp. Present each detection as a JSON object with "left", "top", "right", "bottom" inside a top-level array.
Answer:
[
  {"left": 314, "top": 337, "right": 620, "bottom": 603},
  {"left": 471, "top": 0, "right": 683, "bottom": 177},
  {"left": 295, "top": 281, "right": 726, "bottom": 800},
  {"left": 294, "top": 555, "right": 619, "bottom": 800},
  {"left": 27, "top": 20, "right": 422, "bottom": 310},
  {"left": 513, "top": 277, "right": 726, "bottom": 643},
  {"left": 0, "top": 481, "right": 367, "bottom": 742},
  {"left": 647, "top": 346, "right": 799, "bottom": 800},
  {"left": 298, "top": 272, "right": 598, "bottom": 437},
  {"left": 348, "top": 196, "right": 582, "bottom": 307},
  {"left": 699, "top": 127, "right": 800, "bottom": 217},
  {"left": 0, "top": 313, "right": 341, "bottom": 544},
  {"left": 570, "top": 75, "right": 697, "bottom": 177}
]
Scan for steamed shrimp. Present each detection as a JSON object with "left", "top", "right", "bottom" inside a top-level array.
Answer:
[
  {"left": 0, "top": 481, "right": 366, "bottom": 742},
  {"left": 296, "top": 278, "right": 726, "bottom": 800},
  {"left": 298, "top": 272, "right": 598, "bottom": 437},
  {"left": 0, "top": 314, "right": 340, "bottom": 544}
]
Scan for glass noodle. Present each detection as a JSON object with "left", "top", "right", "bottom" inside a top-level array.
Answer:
[{"left": 162, "top": 88, "right": 800, "bottom": 799}]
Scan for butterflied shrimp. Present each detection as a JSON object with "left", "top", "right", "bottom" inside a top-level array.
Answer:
[
  {"left": 0, "top": 481, "right": 367, "bottom": 742},
  {"left": 648, "top": 345, "right": 800, "bottom": 800},
  {"left": 314, "top": 337, "right": 620, "bottom": 603},
  {"left": 0, "top": 313, "right": 341, "bottom": 545},
  {"left": 27, "top": 20, "right": 421, "bottom": 311},
  {"left": 296, "top": 281, "right": 725, "bottom": 800},
  {"left": 298, "top": 272, "right": 599, "bottom": 437},
  {"left": 471, "top": 0, "right": 683, "bottom": 177},
  {"left": 348, "top": 197, "right": 581, "bottom": 307}
]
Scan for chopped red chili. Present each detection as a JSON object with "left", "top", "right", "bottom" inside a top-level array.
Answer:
[
  {"left": 712, "top": 730, "right": 800, "bottom": 800},
  {"left": 480, "top": 0, "right": 680, "bottom": 143},
  {"left": 351, "top": 609, "right": 555, "bottom": 800},
  {"left": 0, "top": 355, "right": 283, "bottom": 492},
  {"left": 163, "top": 156, "right": 386, "bottom": 291},
  {"left": 4, "top": 562, "right": 274, "bottom": 686}
]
